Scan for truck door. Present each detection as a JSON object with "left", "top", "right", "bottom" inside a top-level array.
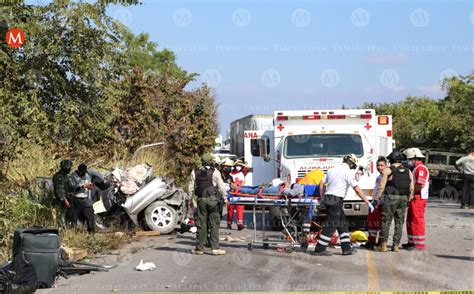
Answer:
[{"left": 244, "top": 130, "right": 275, "bottom": 186}]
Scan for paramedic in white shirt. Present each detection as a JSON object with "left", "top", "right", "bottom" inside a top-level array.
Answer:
[{"left": 313, "top": 154, "right": 374, "bottom": 256}]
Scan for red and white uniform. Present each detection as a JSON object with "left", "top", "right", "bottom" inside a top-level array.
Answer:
[
  {"left": 407, "top": 161, "right": 429, "bottom": 249},
  {"left": 227, "top": 170, "right": 246, "bottom": 225},
  {"left": 367, "top": 174, "right": 383, "bottom": 243}
]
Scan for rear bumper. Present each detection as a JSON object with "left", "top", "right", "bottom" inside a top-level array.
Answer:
[{"left": 342, "top": 200, "right": 368, "bottom": 217}]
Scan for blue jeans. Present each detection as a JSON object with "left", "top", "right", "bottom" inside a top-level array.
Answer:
[{"left": 237, "top": 186, "right": 281, "bottom": 195}]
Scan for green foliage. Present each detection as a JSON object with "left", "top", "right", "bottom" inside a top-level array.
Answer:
[
  {"left": 363, "top": 73, "right": 474, "bottom": 152},
  {"left": 0, "top": 0, "right": 218, "bottom": 261}
]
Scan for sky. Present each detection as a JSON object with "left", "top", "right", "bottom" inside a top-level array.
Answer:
[{"left": 105, "top": 1, "right": 472, "bottom": 136}]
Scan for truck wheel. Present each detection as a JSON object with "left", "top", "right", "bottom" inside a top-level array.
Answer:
[{"left": 144, "top": 201, "right": 177, "bottom": 234}]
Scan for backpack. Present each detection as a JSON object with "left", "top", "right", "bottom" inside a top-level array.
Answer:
[
  {"left": 385, "top": 165, "right": 411, "bottom": 196},
  {"left": 12, "top": 228, "right": 61, "bottom": 289},
  {"left": 194, "top": 168, "right": 215, "bottom": 197}
]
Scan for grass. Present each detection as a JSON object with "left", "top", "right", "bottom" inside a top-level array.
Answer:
[{"left": 0, "top": 144, "right": 171, "bottom": 263}]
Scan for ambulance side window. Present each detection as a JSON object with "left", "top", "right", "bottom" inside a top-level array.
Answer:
[
  {"left": 251, "top": 138, "right": 270, "bottom": 157},
  {"left": 251, "top": 139, "right": 260, "bottom": 156}
]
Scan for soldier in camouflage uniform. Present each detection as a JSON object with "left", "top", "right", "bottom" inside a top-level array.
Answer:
[
  {"left": 373, "top": 151, "right": 414, "bottom": 252},
  {"left": 189, "top": 154, "right": 227, "bottom": 255},
  {"left": 52, "top": 159, "right": 73, "bottom": 227}
]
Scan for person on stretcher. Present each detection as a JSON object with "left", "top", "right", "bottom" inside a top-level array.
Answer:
[{"left": 231, "top": 178, "right": 320, "bottom": 197}]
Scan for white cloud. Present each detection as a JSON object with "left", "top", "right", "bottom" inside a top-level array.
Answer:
[{"left": 417, "top": 84, "right": 443, "bottom": 93}]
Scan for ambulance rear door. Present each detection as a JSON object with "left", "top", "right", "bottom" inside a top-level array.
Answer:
[{"left": 244, "top": 130, "right": 275, "bottom": 186}]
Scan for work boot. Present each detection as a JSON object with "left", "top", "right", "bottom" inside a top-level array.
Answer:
[
  {"left": 402, "top": 243, "right": 415, "bottom": 250},
  {"left": 391, "top": 244, "right": 399, "bottom": 252},
  {"left": 191, "top": 249, "right": 204, "bottom": 255},
  {"left": 374, "top": 242, "right": 387, "bottom": 252},
  {"left": 361, "top": 240, "right": 375, "bottom": 250},
  {"left": 211, "top": 249, "right": 226, "bottom": 255},
  {"left": 237, "top": 224, "right": 245, "bottom": 231},
  {"left": 342, "top": 248, "right": 353, "bottom": 255}
]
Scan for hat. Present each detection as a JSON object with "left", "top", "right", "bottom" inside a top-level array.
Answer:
[
  {"left": 350, "top": 230, "right": 368, "bottom": 243},
  {"left": 78, "top": 163, "right": 88, "bottom": 171},
  {"left": 60, "top": 159, "right": 72, "bottom": 169},
  {"left": 235, "top": 159, "right": 246, "bottom": 166},
  {"left": 343, "top": 154, "right": 358, "bottom": 166},
  {"left": 386, "top": 151, "right": 404, "bottom": 164},
  {"left": 201, "top": 153, "right": 214, "bottom": 162},
  {"left": 221, "top": 158, "right": 234, "bottom": 167},
  {"left": 404, "top": 148, "right": 425, "bottom": 159}
]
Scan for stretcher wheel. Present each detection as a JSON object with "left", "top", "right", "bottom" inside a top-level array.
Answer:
[
  {"left": 263, "top": 242, "right": 269, "bottom": 250},
  {"left": 247, "top": 243, "right": 253, "bottom": 250},
  {"left": 285, "top": 246, "right": 294, "bottom": 253}
]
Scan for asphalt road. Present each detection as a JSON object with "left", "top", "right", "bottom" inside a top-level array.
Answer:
[{"left": 42, "top": 199, "right": 474, "bottom": 292}]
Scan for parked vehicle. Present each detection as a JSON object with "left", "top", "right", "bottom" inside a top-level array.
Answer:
[
  {"left": 234, "top": 109, "right": 394, "bottom": 227},
  {"left": 229, "top": 114, "right": 273, "bottom": 158},
  {"left": 420, "top": 149, "right": 463, "bottom": 198}
]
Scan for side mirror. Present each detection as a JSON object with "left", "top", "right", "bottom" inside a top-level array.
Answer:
[{"left": 259, "top": 138, "right": 271, "bottom": 162}]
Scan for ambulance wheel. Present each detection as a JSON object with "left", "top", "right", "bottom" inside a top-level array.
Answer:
[
  {"left": 285, "top": 246, "right": 294, "bottom": 253},
  {"left": 248, "top": 243, "right": 253, "bottom": 250},
  {"left": 263, "top": 242, "right": 269, "bottom": 250}
]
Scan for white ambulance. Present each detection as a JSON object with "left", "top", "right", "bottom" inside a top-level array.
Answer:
[{"left": 242, "top": 109, "right": 393, "bottom": 218}]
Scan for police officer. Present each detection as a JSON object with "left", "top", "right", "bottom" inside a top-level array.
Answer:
[
  {"left": 373, "top": 151, "right": 414, "bottom": 252},
  {"left": 189, "top": 154, "right": 227, "bottom": 255},
  {"left": 52, "top": 159, "right": 73, "bottom": 227},
  {"left": 70, "top": 163, "right": 96, "bottom": 234},
  {"left": 314, "top": 154, "right": 374, "bottom": 256}
]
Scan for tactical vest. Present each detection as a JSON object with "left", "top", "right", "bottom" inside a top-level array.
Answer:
[
  {"left": 195, "top": 168, "right": 214, "bottom": 197},
  {"left": 385, "top": 165, "right": 411, "bottom": 196}
]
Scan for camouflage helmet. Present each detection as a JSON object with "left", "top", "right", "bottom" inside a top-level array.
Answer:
[
  {"left": 201, "top": 153, "right": 214, "bottom": 163},
  {"left": 60, "top": 159, "right": 73, "bottom": 170}
]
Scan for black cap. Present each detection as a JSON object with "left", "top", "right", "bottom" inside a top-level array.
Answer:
[{"left": 78, "top": 163, "right": 88, "bottom": 171}]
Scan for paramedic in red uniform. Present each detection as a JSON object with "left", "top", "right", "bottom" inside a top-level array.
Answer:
[
  {"left": 363, "top": 157, "right": 387, "bottom": 249},
  {"left": 227, "top": 160, "right": 249, "bottom": 230},
  {"left": 403, "top": 148, "right": 429, "bottom": 251}
]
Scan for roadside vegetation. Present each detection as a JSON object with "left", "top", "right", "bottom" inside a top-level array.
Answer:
[{"left": 0, "top": 0, "right": 217, "bottom": 262}]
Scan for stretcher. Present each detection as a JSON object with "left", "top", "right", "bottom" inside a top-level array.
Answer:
[{"left": 227, "top": 186, "right": 321, "bottom": 252}]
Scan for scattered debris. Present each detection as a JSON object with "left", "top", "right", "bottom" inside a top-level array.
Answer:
[
  {"left": 62, "top": 246, "right": 88, "bottom": 261},
  {"left": 135, "top": 259, "right": 156, "bottom": 271}
]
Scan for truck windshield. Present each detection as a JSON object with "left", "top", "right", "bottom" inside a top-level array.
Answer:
[{"left": 284, "top": 134, "right": 363, "bottom": 158}]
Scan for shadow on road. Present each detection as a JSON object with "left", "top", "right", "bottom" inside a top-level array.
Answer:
[{"left": 435, "top": 254, "right": 473, "bottom": 261}]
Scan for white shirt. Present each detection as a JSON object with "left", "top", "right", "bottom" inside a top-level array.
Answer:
[
  {"left": 323, "top": 163, "right": 358, "bottom": 198},
  {"left": 372, "top": 173, "right": 384, "bottom": 204}
]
